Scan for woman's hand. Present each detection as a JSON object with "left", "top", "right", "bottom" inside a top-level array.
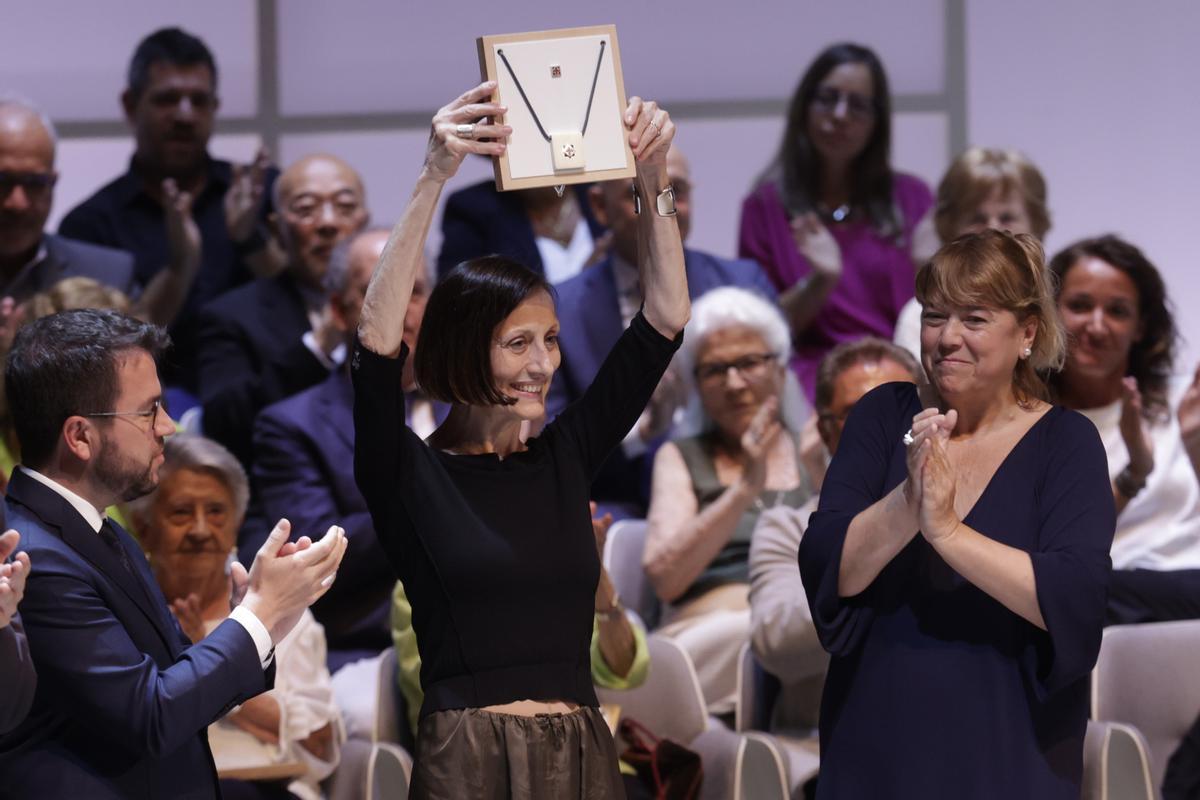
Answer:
[
  {"left": 1119, "top": 376, "right": 1154, "bottom": 482},
  {"left": 624, "top": 97, "right": 675, "bottom": 177},
  {"left": 919, "top": 435, "right": 961, "bottom": 543},
  {"left": 791, "top": 212, "right": 842, "bottom": 280},
  {"left": 170, "top": 592, "right": 207, "bottom": 644},
  {"left": 423, "top": 82, "right": 510, "bottom": 182},
  {"left": 903, "top": 407, "right": 957, "bottom": 510},
  {"left": 740, "top": 397, "right": 783, "bottom": 494},
  {"left": 1178, "top": 364, "right": 1200, "bottom": 467}
]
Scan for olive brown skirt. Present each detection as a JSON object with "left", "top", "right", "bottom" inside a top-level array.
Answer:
[{"left": 409, "top": 706, "right": 625, "bottom": 799}]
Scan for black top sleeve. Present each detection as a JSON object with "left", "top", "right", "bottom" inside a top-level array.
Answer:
[
  {"left": 545, "top": 311, "right": 682, "bottom": 480},
  {"left": 350, "top": 338, "right": 414, "bottom": 523}
]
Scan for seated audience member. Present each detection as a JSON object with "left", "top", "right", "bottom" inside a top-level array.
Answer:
[
  {"left": 1047, "top": 235, "right": 1200, "bottom": 622},
  {"left": 252, "top": 228, "right": 440, "bottom": 670},
  {"left": 0, "top": 96, "right": 135, "bottom": 303},
  {"left": 748, "top": 338, "right": 919, "bottom": 733},
  {"left": 549, "top": 145, "right": 777, "bottom": 518},
  {"left": 894, "top": 147, "right": 1051, "bottom": 357},
  {"left": 197, "top": 153, "right": 368, "bottom": 470},
  {"left": 0, "top": 529, "right": 35, "bottom": 734},
  {"left": 59, "top": 27, "right": 279, "bottom": 391},
  {"left": 644, "top": 287, "right": 810, "bottom": 713},
  {"left": 739, "top": 43, "right": 935, "bottom": 400},
  {"left": 437, "top": 180, "right": 604, "bottom": 284},
  {"left": 0, "top": 308, "right": 345, "bottom": 798},
  {"left": 127, "top": 434, "right": 342, "bottom": 800}
]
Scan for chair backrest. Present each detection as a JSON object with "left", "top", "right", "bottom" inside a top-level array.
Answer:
[
  {"left": 1082, "top": 720, "right": 1154, "bottom": 800},
  {"left": 596, "top": 633, "right": 709, "bottom": 745},
  {"left": 372, "top": 646, "right": 401, "bottom": 745},
  {"left": 367, "top": 741, "right": 413, "bottom": 800},
  {"left": 1092, "top": 619, "right": 1200, "bottom": 792},
  {"left": 602, "top": 519, "right": 661, "bottom": 628}
]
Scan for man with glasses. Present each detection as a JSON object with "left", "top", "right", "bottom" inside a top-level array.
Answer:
[
  {"left": 547, "top": 145, "right": 777, "bottom": 518},
  {"left": 196, "top": 154, "right": 368, "bottom": 471},
  {"left": 59, "top": 28, "right": 280, "bottom": 394},
  {"left": 0, "top": 96, "right": 135, "bottom": 308},
  {"left": 0, "top": 308, "right": 346, "bottom": 798}
]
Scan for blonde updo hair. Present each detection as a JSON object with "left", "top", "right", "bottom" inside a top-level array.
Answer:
[
  {"left": 915, "top": 229, "right": 1065, "bottom": 406},
  {"left": 934, "top": 148, "right": 1051, "bottom": 243}
]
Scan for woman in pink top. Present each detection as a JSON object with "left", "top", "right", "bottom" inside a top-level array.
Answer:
[{"left": 739, "top": 42, "right": 934, "bottom": 399}]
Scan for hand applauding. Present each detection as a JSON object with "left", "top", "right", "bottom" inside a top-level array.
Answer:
[
  {"left": 790, "top": 212, "right": 842, "bottom": 280},
  {"left": 903, "top": 407, "right": 961, "bottom": 542},
  {"left": 224, "top": 146, "right": 271, "bottom": 245},
  {"left": 0, "top": 530, "right": 31, "bottom": 629},
  {"left": 1118, "top": 376, "right": 1154, "bottom": 483}
]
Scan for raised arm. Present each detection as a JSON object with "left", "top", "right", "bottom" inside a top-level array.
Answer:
[
  {"left": 358, "top": 83, "right": 509, "bottom": 356},
  {"left": 626, "top": 98, "right": 689, "bottom": 339}
]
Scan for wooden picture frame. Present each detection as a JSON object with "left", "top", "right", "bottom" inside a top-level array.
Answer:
[{"left": 477, "top": 25, "right": 636, "bottom": 191}]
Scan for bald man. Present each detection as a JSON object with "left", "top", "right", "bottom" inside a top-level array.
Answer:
[
  {"left": 196, "top": 153, "right": 368, "bottom": 470},
  {"left": 0, "top": 96, "right": 134, "bottom": 305}
]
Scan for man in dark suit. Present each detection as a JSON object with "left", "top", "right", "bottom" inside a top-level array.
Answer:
[
  {"left": 57, "top": 28, "right": 280, "bottom": 391},
  {"left": 249, "top": 228, "right": 437, "bottom": 670},
  {"left": 0, "top": 96, "right": 136, "bottom": 303},
  {"left": 0, "top": 308, "right": 346, "bottom": 799},
  {"left": 196, "top": 154, "right": 368, "bottom": 471},
  {"left": 0, "top": 529, "right": 35, "bottom": 734},
  {"left": 547, "top": 146, "right": 777, "bottom": 518}
]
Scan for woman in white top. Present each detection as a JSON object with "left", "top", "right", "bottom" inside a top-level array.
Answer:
[{"left": 1047, "top": 235, "right": 1200, "bottom": 623}]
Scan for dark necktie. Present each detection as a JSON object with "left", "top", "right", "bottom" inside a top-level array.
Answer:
[{"left": 98, "top": 520, "right": 136, "bottom": 578}]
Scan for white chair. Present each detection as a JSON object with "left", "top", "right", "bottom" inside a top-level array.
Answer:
[
  {"left": 602, "top": 519, "right": 661, "bottom": 628},
  {"left": 735, "top": 642, "right": 820, "bottom": 798},
  {"left": 326, "top": 648, "right": 413, "bottom": 799},
  {"left": 1082, "top": 719, "right": 1154, "bottom": 800},
  {"left": 597, "top": 634, "right": 789, "bottom": 800},
  {"left": 1092, "top": 620, "right": 1200, "bottom": 794}
]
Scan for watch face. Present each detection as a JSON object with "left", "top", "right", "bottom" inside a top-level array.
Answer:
[{"left": 656, "top": 186, "right": 677, "bottom": 216}]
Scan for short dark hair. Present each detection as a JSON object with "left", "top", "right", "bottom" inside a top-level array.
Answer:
[
  {"left": 1048, "top": 235, "right": 1177, "bottom": 420},
  {"left": 414, "top": 256, "right": 555, "bottom": 406},
  {"left": 814, "top": 337, "right": 921, "bottom": 413},
  {"left": 5, "top": 309, "right": 170, "bottom": 469},
  {"left": 758, "top": 42, "right": 899, "bottom": 239},
  {"left": 127, "top": 27, "right": 218, "bottom": 100}
]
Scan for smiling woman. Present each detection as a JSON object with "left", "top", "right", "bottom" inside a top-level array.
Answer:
[{"left": 798, "top": 229, "right": 1116, "bottom": 798}]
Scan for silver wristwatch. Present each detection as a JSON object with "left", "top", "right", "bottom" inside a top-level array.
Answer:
[{"left": 632, "top": 184, "right": 677, "bottom": 217}]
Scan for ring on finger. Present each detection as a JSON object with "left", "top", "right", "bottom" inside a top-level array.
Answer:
[
  {"left": 647, "top": 120, "right": 661, "bottom": 135},
  {"left": 456, "top": 123, "right": 477, "bottom": 140},
  {"left": 902, "top": 429, "right": 915, "bottom": 447}
]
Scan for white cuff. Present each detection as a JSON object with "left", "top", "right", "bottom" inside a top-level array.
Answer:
[
  {"left": 301, "top": 331, "right": 346, "bottom": 370},
  {"left": 229, "top": 605, "right": 276, "bottom": 669}
]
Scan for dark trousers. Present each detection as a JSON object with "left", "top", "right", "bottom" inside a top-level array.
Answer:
[{"left": 1105, "top": 569, "right": 1200, "bottom": 799}]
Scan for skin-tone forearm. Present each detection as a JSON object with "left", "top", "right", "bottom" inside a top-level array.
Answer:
[
  {"left": 358, "top": 172, "right": 443, "bottom": 357},
  {"left": 778, "top": 271, "right": 839, "bottom": 336},
  {"left": 228, "top": 694, "right": 281, "bottom": 745},
  {"left": 928, "top": 524, "right": 1046, "bottom": 630},
  {"left": 837, "top": 482, "right": 921, "bottom": 597},
  {"left": 594, "top": 571, "right": 636, "bottom": 678},
  {"left": 648, "top": 481, "right": 758, "bottom": 603},
  {"left": 134, "top": 260, "right": 199, "bottom": 327}
]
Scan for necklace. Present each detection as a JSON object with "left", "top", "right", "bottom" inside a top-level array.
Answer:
[{"left": 497, "top": 41, "right": 607, "bottom": 173}]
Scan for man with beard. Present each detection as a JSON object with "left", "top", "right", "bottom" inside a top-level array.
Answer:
[
  {"left": 196, "top": 153, "right": 369, "bottom": 471},
  {"left": 59, "top": 28, "right": 279, "bottom": 393},
  {"left": 0, "top": 308, "right": 347, "bottom": 799}
]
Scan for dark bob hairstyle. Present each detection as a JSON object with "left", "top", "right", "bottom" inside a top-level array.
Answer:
[
  {"left": 1048, "top": 235, "right": 1177, "bottom": 421},
  {"left": 414, "top": 255, "right": 555, "bottom": 406},
  {"left": 758, "top": 42, "right": 899, "bottom": 239}
]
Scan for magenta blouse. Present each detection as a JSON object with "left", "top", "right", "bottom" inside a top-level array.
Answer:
[{"left": 738, "top": 174, "right": 933, "bottom": 399}]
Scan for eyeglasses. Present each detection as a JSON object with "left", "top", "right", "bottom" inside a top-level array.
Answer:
[
  {"left": 810, "top": 87, "right": 876, "bottom": 121},
  {"left": 285, "top": 196, "right": 364, "bottom": 224},
  {"left": 694, "top": 353, "right": 776, "bottom": 386},
  {"left": 84, "top": 398, "right": 166, "bottom": 430},
  {"left": 0, "top": 171, "right": 56, "bottom": 201}
]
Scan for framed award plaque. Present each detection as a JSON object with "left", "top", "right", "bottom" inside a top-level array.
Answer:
[{"left": 477, "top": 25, "right": 637, "bottom": 191}]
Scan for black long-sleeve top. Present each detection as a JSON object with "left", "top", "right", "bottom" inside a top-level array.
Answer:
[{"left": 352, "top": 311, "right": 680, "bottom": 718}]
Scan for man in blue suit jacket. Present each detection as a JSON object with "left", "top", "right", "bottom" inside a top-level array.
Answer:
[
  {"left": 0, "top": 308, "right": 345, "bottom": 799},
  {"left": 547, "top": 147, "right": 777, "bottom": 518}
]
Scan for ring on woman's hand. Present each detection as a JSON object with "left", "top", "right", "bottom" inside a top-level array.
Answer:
[
  {"left": 902, "top": 429, "right": 915, "bottom": 447},
  {"left": 647, "top": 120, "right": 661, "bottom": 135},
  {"left": 456, "top": 123, "right": 477, "bottom": 139}
]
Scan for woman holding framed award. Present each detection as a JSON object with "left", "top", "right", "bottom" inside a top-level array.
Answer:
[{"left": 352, "top": 80, "right": 687, "bottom": 798}]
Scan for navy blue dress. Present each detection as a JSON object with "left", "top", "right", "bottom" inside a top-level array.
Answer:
[{"left": 798, "top": 383, "right": 1115, "bottom": 798}]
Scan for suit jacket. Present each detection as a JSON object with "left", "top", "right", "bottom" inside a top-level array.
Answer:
[
  {"left": 0, "top": 469, "right": 271, "bottom": 799},
  {"left": 0, "top": 614, "right": 36, "bottom": 734},
  {"left": 3, "top": 233, "right": 136, "bottom": 303},
  {"left": 436, "top": 179, "right": 604, "bottom": 280},
  {"left": 547, "top": 249, "right": 777, "bottom": 514},
  {"left": 197, "top": 271, "right": 330, "bottom": 470}
]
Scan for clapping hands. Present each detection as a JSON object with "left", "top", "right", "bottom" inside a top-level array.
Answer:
[
  {"left": 224, "top": 147, "right": 271, "bottom": 244},
  {"left": 904, "top": 407, "right": 962, "bottom": 543},
  {"left": 1118, "top": 376, "right": 1154, "bottom": 483},
  {"left": 0, "top": 530, "right": 31, "bottom": 630},
  {"left": 790, "top": 212, "right": 842, "bottom": 280}
]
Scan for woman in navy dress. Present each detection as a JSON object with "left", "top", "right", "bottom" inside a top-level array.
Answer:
[{"left": 798, "top": 229, "right": 1115, "bottom": 798}]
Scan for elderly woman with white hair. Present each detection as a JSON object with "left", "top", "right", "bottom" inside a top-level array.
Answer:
[{"left": 644, "top": 286, "right": 812, "bottom": 713}]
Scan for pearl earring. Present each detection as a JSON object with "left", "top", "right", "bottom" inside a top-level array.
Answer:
[{"left": 1022, "top": 347, "right": 1032, "bottom": 358}]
